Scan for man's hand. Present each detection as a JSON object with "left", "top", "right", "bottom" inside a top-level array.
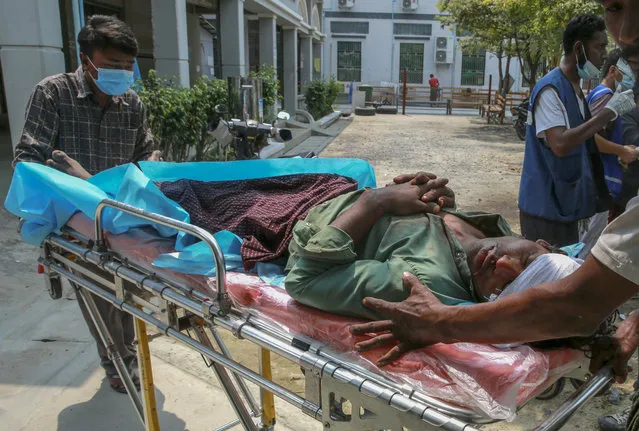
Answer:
[
  {"left": 46, "top": 150, "right": 92, "bottom": 180},
  {"left": 369, "top": 177, "right": 451, "bottom": 217},
  {"left": 391, "top": 172, "right": 455, "bottom": 208},
  {"left": 589, "top": 312, "right": 639, "bottom": 383},
  {"left": 605, "top": 88, "right": 636, "bottom": 120},
  {"left": 619, "top": 146, "right": 639, "bottom": 166},
  {"left": 147, "top": 150, "right": 163, "bottom": 161},
  {"left": 349, "top": 273, "right": 451, "bottom": 366}
]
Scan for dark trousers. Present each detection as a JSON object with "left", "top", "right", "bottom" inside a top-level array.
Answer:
[
  {"left": 73, "top": 282, "right": 135, "bottom": 372},
  {"left": 519, "top": 211, "right": 579, "bottom": 247}
]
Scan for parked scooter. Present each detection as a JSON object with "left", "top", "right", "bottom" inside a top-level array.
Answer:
[
  {"left": 211, "top": 106, "right": 293, "bottom": 160},
  {"left": 511, "top": 97, "right": 529, "bottom": 141}
]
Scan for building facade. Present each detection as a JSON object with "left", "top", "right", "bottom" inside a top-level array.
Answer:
[
  {"left": 0, "top": 0, "right": 324, "bottom": 151},
  {"left": 321, "top": 0, "right": 527, "bottom": 91}
]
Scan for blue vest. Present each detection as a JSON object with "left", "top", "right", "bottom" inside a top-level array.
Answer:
[
  {"left": 585, "top": 84, "right": 624, "bottom": 201},
  {"left": 519, "top": 68, "right": 610, "bottom": 221}
]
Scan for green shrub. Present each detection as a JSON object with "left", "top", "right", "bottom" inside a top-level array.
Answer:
[
  {"left": 304, "top": 77, "right": 342, "bottom": 120},
  {"left": 250, "top": 65, "right": 280, "bottom": 122},
  {"left": 137, "top": 71, "right": 228, "bottom": 161}
]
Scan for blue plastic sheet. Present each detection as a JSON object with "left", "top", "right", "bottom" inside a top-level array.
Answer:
[
  {"left": 153, "top": 230, "right": 244, "bottom": 276},
  {"left": 5, "top": 158, "right": 376, "bottom": 275}
]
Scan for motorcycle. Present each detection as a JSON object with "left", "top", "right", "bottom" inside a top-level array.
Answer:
[
  {"left": 211, "top": 106, "right": 294, "bottom": 160},
  {"left": 511, "top": 97, "right": 529, "bottom": 141}
]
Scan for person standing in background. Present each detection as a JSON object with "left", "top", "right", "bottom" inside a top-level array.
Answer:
[{"left": 428, "top": 74, "right": 440, "bottom": 101}]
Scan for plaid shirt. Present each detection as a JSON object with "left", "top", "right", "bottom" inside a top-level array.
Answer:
[{"left": 13, "top": 67, "right": 155, "bottom": 175}]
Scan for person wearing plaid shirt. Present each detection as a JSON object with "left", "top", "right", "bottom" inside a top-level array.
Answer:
[{"left": 12, "top": 15, "right": 161, "bottom": 393}]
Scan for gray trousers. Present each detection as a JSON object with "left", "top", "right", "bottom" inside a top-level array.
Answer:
[{"left": 73, "top": 282, "right": 135, "bottom": 372}]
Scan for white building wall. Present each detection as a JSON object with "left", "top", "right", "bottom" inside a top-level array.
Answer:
[{"left": 323, "top": 0, "right": 527, "bottom": 91}]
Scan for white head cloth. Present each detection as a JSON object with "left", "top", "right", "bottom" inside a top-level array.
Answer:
[{"left": 496, "top": 253, "right": 582, "bottom": 300}]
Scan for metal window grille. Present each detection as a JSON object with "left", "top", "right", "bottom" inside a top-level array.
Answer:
[
  {"left": 331, "top": 21, "right": 370, "bottom": 34},
  {"left": 337, "top": 41, "right": 362, "bottom": 82},
  {"left": 399, "top": 43, "right": 424, "bottom": 84},
  {"left": 393, "top": 23, "right": 432, "bottom": 36},
  {"left": 461, "top": 50, "right": 486, "bottom": 86}
]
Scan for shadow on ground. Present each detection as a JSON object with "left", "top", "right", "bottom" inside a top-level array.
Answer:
[
  {"left": 452, "top": 118, "right": 524, "bottom": 145},
  {"left": 57, "top": 379, "right": 188, "bottom": 431}
]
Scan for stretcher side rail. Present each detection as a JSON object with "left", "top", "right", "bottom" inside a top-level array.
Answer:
[
  {"left": 94, "top": 198, "right": 231, "bottom": 315},
  {"left": 38, "top": 200, "right": 614, "bottom": 430}
]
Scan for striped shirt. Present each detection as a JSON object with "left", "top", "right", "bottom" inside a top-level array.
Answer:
[{"left": 13, "top": 67, "right": 155, "bottom": 175}]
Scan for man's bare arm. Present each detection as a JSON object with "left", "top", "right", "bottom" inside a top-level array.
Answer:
[
  {"left": 351, "top": 255, "right": 638, "bottom": 365},
  {"left": 545, "top": 111, "right": 616, "bottom": 157}
]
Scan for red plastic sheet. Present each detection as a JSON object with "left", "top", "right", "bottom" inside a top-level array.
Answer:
[{"left": 68, "top": 214, "right": 584, "bottom": 420}]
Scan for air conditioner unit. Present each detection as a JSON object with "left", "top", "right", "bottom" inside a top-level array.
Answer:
[
  {"left": 434, "top": 36, "right": 454, "bottom": 64},
  {"left": 403, "top": 0, "right": 418, "bottom": 10},
  {"left": 338, "top": 0, "right": 354, "bottom": 9}
]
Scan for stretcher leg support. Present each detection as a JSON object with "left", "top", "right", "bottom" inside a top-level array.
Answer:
[
  {"left": 190, "top": 320, "right": 259, "bottom": 431},
  {"left": 135, "top": 316, "right": 161, "bottom": 431},
  {"left": 259, "top": 348, "right": 276, "bottom": 430},
  {"left": 76, "top": 288, "right": 146, "bottom": 426}
]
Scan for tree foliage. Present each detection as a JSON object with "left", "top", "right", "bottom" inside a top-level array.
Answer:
[{"left": 437, "top": 0, "right": 602, "bottom": 89}]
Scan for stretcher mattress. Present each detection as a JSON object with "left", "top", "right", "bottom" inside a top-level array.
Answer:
[{"left": 67, "top": 213, "right": 585, "bottom": 421}]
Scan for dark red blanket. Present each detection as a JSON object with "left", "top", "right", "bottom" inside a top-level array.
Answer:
[{"left": 158, "top": 174, "right": 357, "bottom": 269}]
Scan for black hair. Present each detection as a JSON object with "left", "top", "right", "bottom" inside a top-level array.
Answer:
[
  {"left": 78, "top": 15, "right": 139, "bottom": 58},
  {"left": 430, "top": 74, "right": 434, "bottom": 78},
  {"left": 562, "top": 14, "right": 606, "bottom": 55},
  {"left": 602, "top": 48, "right": 624, "bottom": 78}
]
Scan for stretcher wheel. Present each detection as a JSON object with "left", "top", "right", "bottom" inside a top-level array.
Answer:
[
  {"left": 48, "top": 277, "right": 63, "bottom": 300},
  {"left": 569, "top": 377, "right": 612, "bottom": 397},
  {"left": 536, "top": 377, "right": 566, "bottom": 400}
]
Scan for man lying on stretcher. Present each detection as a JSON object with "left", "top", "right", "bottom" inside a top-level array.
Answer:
[{"left": 284, "top": 172, "right": 580, "bottom": 321}]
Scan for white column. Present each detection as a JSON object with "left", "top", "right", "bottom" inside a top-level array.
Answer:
[
  {"left": 300, "top": 35, "right": 313, "bottom": 86},
  {"left": 0, "top": 0, "right": 65, "bottom": 150},
  {"left": 282, "top": 27, "right": 298, "bottom": 113},
  {"left": 259, "top": 15, "right": 277, "bottom": 69},
  {"left": 151, "top": 0, "right": 190, "bottom": 87},
  {"left": 220, "top": 0, "right": 246, "bottom": 77}
]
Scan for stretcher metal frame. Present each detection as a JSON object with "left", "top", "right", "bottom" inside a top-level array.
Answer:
[{"left": 36, "top": 198, "right": 613, "bottom": 431}]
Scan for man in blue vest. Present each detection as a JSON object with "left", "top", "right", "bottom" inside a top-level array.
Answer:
[
  {"left": 518, "top": 15, "right": 637, "bottom": 247},
  {"left": 579, "top": 49, "right": 639, "bottom": 256}
]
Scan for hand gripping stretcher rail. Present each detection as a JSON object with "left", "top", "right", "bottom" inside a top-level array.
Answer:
[{"left": 34, "top": 198, "right": 614, "bottom": 431}]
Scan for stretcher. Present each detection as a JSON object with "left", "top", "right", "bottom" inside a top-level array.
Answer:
[{"left": 9, "top": 160, "right": 615, "bottom": 430}]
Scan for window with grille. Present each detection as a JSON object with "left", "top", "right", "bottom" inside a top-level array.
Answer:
[
  {"left": 337, "top": 41, "right": 362, "bottom": 82},
  {"left": 331, "top": 21, "right": 369, "bottom": 34},
  {"left": 399, "top": 43, "right": 424, "bottom": 84},
  {"left": 393, "top": 23, "right": 432, "bottom": 36},
  {"left": 461, "top": 50, "right": 486, "bottom": 86}
]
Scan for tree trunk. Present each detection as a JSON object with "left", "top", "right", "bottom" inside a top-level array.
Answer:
[
  {"left": 503, "top": 55, "right": 512, "bottom": 94},
  {"left": 497, "top": 41, "right": 504, "bottom": 96}
]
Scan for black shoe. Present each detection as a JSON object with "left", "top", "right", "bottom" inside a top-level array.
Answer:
[{"left": 598, "top": 408, "right": 630, "bottom": 431}]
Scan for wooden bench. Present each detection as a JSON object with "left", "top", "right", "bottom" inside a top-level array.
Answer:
[
  {"left": 483, "top": 93, "right": 507, "bottom": 124},
  {"left": 447, "top": 90, "right": 487, "bottom": 115}
]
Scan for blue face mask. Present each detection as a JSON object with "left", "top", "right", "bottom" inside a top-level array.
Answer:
[
  {"left": 576, "top": 45, "right": 601, "bottom": 81},
  {"left": 86, "top": 57, "right": 135, "bottom": 96},
  {"left": 617, "top": 58, "right": 636, "bottom": 92}
]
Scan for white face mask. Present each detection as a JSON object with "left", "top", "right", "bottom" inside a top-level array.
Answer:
[{"left": 576, "top": 45, "right": 601, "bottom": 81}]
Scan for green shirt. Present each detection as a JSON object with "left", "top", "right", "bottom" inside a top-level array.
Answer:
[{"left": 284, "top": 189, "right": 513, "bottom": 320}]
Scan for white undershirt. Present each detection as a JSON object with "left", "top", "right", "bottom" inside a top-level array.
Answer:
[{"left": 529, "top": 87, "right": 586, "bottom": 139}]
